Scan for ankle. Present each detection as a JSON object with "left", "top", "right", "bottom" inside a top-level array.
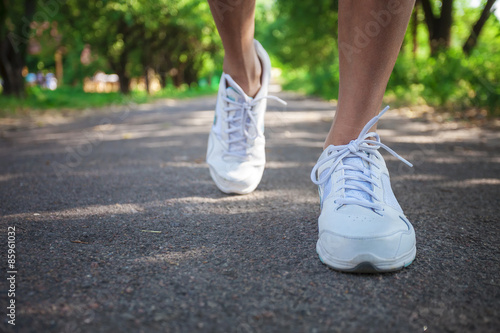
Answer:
[
  {"left": 223, "top": 51, "right": 262, "bottom": 97},
  {"left": 324, "top": 113, "right": 379, "bottom": 149},
  {"left": 323, "top": 127, "right": 361, "bottom": 149},
  {"left": 229, "top": 73, "right": 262, "bottom": 98}
]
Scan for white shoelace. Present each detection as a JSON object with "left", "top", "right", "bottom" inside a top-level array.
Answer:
[
  {"left": 310, "top": 106, "right": 413, "bottom": 210},
  {"left": 223, "top": 74, "right": 286, "bottom": 158}
]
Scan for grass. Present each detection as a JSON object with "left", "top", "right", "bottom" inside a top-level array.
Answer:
[{"left": 0, "top": 84, "right": 218, "bottom": 117}]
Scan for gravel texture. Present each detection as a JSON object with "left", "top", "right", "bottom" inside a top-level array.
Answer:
[{"left": 1, "top": 92, "right": 499, "bottom": 332}]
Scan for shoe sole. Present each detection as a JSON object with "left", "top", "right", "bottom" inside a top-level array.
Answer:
[
  {"left": 209, "top": 166, "right": 262, "bottom": 195},
  {"left": 316, "top": 240, "right": 416, "bottom": 273}
]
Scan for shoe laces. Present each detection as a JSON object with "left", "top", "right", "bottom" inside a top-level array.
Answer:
[
  {"left": 222, "top": 74, "right": 286, "bottom": 158},
  {"left": 310, "top": 106, "right": 413, "bottom": 211}
]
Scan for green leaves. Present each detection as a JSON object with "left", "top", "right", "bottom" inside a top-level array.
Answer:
[
  {"left": 266, "top": 0, "right": 499, "bottom": 116},
  {"left": 56, "top": 0, "right": 221, "bottom": 92}
]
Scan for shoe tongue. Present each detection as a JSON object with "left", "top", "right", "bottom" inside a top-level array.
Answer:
[
  {"left": 226, "top": 86, "right": 246, "bottom": 104},
  {"left": 343, "top": 154, "right": 372, "bottom": 203},
  {"left": 225, "top": 86, "right": 251, "bottom": 156}
]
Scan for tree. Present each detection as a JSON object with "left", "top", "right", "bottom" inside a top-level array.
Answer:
[
  {"left": 420, "top": 0, "right": 497, "bottom": 56},
  {"left": 463, "top": 0, "right": 497, "bottom": 55},
  {"left": 62, "top": 0, "right": 220, "bottom": 94},
  {"left": 420, "top": 0, "right": 454, "bottom": 55},
  {"left": 0, "top": 0, "right": 37, "bottom": 96},
  {"left": 271, "top": 0, "right": 339, "bottom": 68}
]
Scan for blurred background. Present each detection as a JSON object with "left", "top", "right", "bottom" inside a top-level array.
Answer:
[{"left": 0, "top": 0, "right": 499, "bottom": 117}]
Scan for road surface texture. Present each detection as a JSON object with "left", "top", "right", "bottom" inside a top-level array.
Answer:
[{"left": 1, "top": 92, "right": 499, "bottom": 333}]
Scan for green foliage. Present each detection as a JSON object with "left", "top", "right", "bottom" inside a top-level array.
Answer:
[
  {"left": 18, "top": 0, "right": 222, "bottom": 92},
  {"left": 388, "top": 49, "right": 499, "bottom": 113},
  {"left": 269, "top": 0, "right": 500, "bottom": 116},
  {"left": 388, "top": 7, "right": 500, "bottom": 115},
  {"left": 259, "top": 0, "right": 338, "bottom": 69},
  {"left": 3, "top": 0, "right": 499, "bottom": 117},
  {"left": 69, "top": 0, "right": 221, "bottom": 88},
  {"left": 256, "top": 0, "right": 341, "bottom": 100}
]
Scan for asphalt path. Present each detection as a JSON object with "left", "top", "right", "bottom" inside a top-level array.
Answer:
[{"left": 1, "top": 92, "right": 499, "bottom": 332}]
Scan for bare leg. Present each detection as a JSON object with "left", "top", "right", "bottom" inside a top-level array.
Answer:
[
  {"left": 325, "top": 0, "right": 415, "bottom": 148},
  {"left": 207, "top": 0, "right": 261, "bottom": 97}
]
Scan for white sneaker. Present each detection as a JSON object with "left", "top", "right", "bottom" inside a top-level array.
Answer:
[
  {"left": 207, "top": 40, "right": 286, "bottom": 194},
  {"left": 311, "top": 107, "right": 416, "bottom": 273}
]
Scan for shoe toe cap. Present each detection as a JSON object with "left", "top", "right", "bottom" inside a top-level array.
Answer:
[
  {"left": 208, "top": 162, "right": 264, "bottom": 194},
  {"left": 224, "top": 163, "right": 262, "bottom": 182},
  {"left": 318, "top": 205, "right": 416, "bottom": 260},
  {"left": 319, "top": 230, "right": 412, "bottom": 261}
]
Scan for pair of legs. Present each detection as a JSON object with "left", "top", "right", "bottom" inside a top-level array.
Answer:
[
  {"left": 206, "top": 0, "right": 417, "bottom": 272},
  {"left": 208, "top": 0, "right": 414, "bottom": 147}
]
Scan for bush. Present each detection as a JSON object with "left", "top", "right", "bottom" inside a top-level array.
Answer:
[
  {"left": 280, "top": 49, "right": 500, "bottom": 117},
  {"left": 389, "top": 49, "right": 500, "bottom": 116}
]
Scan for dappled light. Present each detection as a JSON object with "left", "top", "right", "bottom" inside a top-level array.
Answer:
[
  {"left": 1, "top": 1, "right": 499, "bottom": 332},
  {"left": 1, "top": 88, "right": 499, "bottom": 332}
]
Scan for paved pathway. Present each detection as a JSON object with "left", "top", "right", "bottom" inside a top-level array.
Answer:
[{"left": 1, "top": 93, "right": 499, "bottom": 332}]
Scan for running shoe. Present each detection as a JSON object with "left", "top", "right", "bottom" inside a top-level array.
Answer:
[
  {"left": 207, "top": 40, "right": 285, "bottom": 194},
  {"left": 311, "top": 107, "right": 416, "bottom": 273}
]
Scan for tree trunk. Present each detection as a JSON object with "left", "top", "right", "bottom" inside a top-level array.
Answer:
[
  {"left": 142, "top": 40, "right": 152, "bottom": 94},
  {"left": 420, "top": 0, "right": 454, "bottom": 56},
  {"left": 55, "top": 48, "right": 63, "bottom": 85},
  {"left": 144, "top": 66, "right": 150, "bottom": 95},
  {"left": 118, "top": 75, "right": 130, "bottom": 94},
  {"left": 437, "top": 0, "right": 453, "bottom": 46},
  {"left": 0, "top": 39, "right": 26, "bottom": 96},
  {"left": 463, "top": 0, "right": 496, "bottom": 55},
  {"left": 412, "top": 1, "right": 419, "bottom": 59},
  {"left": 0, "top": 0, "right": 37, "bottom": 96},
  {"left": 172, "top": 64, "right": 186, "bottom": 88},
  {"left": 173, "top": 71, "right": 182, "bottom": 88},
  {"left": 109, "top": 63, "right": 130, "bottom": 94},
  {"left": 109, "top": 49, "right": 130, "bottom": 94},
  {"left": 159, "top": 72, "right": 167, "bottom": 89},
  {"left": 184, "top": 64, "right": 197, "bottom": 86}
]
